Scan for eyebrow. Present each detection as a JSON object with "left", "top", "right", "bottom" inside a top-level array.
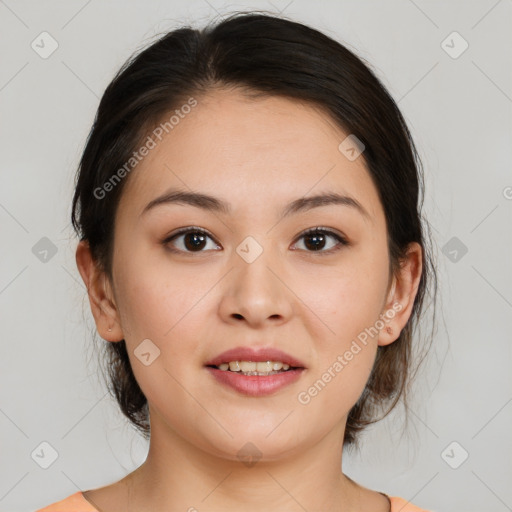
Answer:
[{"left": 140, "top": 188, "right": 371, "bottom": 221}]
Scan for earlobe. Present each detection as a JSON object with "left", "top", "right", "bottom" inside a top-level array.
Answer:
[
  {"left": 75, "top": 240, "right": 124, "bottom": 342},
  {"left": 378, "top": 242, "right": 423, "bottom": 347}
]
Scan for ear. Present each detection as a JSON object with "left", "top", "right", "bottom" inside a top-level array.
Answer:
[
  {"left": 75, "top": 240, "right": 124, "bottom": 342},
  {"left": 378, "top": 241, "right": 423, "bottom": 346}
]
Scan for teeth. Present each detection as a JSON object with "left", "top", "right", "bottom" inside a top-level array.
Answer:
[
  {"left": 238, "top": 370, "right": 284, "bottom": 376},
  {"left": 216, "top": 360, "right": 292, "bottom": 372},
  {"left": 240, "top": 361, "right": 257, "bottom": 372},
  {"left": 257, "top": 361, "right": 272, "bottom": 372}
]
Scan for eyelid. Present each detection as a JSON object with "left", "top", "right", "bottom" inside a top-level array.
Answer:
[
  {"left": 294, "top": 226, "right": 348, "bottom": 243},
  {"left": 164, "top": 225, "right": 216, "bottom": 240}
]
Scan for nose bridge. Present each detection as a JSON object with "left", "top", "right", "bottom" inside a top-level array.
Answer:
[{"left": 234, "top": 233, "right": 281, "bottom": 293}]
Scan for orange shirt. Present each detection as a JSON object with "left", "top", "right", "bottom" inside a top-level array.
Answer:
[{"left": 36, "top": 491, "right": 431, "bottom": 511}]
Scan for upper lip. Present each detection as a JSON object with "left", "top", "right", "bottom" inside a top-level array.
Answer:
[{"left": 205, "top": 346, "right": 306, "bottom": 368}]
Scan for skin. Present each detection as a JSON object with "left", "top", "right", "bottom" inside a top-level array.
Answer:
[{"left": 76, "top": 87, "right": 422, "bottom": 512}]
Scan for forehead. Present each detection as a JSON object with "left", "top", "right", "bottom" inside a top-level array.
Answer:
[{"left": 116, "top": 88, "right": 383, "bottom": 225}]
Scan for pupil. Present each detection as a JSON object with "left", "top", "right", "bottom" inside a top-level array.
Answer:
[
  {"left": 184, "top": 232, "right": 206, "bottom": 251},
  {"left": 305, "top": 232, "right": 325, "bottom": 251}
]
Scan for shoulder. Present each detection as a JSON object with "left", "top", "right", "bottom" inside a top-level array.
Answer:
[
  {"left": 35, "top": 491, "right": 98, "bottom": 512},
  {"left": 389, "top": 496, "right": 432, "bottom": 511}
]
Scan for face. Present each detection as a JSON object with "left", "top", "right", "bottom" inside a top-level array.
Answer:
[{"left": 97, "top": 88, "right": 403, "bottom": 460}]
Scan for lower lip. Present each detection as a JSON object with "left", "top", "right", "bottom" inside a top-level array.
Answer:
[{"left": 205, "top": 367, "right": 305, "bottom": 396}]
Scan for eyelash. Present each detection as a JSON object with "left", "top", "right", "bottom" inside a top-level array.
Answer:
[{"left": 162, "top": 226, "right": 349, "bottom": 255}]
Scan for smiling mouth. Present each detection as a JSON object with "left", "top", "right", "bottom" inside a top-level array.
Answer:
[{"left": 206, "top": 360, "right": 301, "bottom": 376}]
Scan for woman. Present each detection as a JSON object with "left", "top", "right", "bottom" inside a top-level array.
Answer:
[{"left": 38, "top": 11, "right": 436, "bottom": 512}]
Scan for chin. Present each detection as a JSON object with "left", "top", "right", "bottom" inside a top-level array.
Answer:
[{"left": 197, "top": 426, "right": 306, "bottom": 463}]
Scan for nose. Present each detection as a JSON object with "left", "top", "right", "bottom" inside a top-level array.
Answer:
[{"left": 218, "top": 241, "right": 294, "bottom": 328}]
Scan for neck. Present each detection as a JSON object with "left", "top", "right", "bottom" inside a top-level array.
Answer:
[{"left": 126, "top": 409, "right": 357, "bottom": 511}]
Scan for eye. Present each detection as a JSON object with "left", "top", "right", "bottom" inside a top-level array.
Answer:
[
  {"left": 162, "top": 227, "right": 220, "bottom": 253},
  {"left": 162, "top": 226, "right": 348, "bottom": 255},
  {"left": 291, "top": 227, "right": 348, "bottom": 254}
]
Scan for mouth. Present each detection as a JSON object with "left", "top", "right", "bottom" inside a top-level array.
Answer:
[
  {"left": 204, "top": 346, "right": 306, "bottom": 372},
  {"left": 206, "top": 360, "right": 301, "bottom": 376},
  {"left": 204, "top": 346, "right": 306, "bottom": 396}
]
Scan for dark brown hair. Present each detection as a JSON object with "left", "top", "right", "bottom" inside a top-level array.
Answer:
[{"left": 71, "top": 11, "right": 437, "bottom": 446}]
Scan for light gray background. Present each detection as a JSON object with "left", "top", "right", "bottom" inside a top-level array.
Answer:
[{"left": 1, "top": 1, "right": 511, "bottom": 511}]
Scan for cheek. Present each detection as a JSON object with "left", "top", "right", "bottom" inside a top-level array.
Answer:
[
  {"left": 112, "top": 263, "right": 214, "bottom": 432},
  {"left": 296, "top": 297, "right": 379, "bottom": 424},
  {"left": 299, "top": 249, "right": 389, "bottom": 345},
  {"left": 112, "top": 256, "right": 214, "bottom": 393},
  {"left": 113, "top": 253, "right": 205, "bottom": 343},
  {"left": 293, "top": 249, "right": 388, "bottom": 413}
]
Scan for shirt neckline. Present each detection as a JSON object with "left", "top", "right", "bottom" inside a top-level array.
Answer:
[{"left": 81, "top": 490, "right": 393, "bottom": 511}]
